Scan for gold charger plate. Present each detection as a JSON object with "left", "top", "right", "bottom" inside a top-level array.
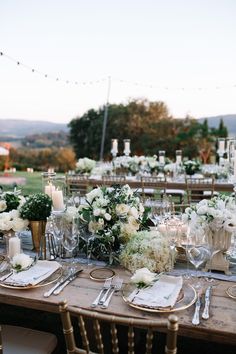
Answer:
[
  {"left": 0, "top": 266, "right": 62, "bottom": 290},
  {"left": 226, "top": 285, "right": 236, "bottom": 299},
  {"left": 122, "top": 282, "right": 197, "bottom": 313},
  {"left": 89, "top": 267, "right": 115, "bottom": 281}
]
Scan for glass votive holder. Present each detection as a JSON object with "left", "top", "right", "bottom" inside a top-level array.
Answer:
[
  {"left": 176, "top": 150, "right": 182, "bottom": 164},
  {"left": 123, "top": 139, "right": 131, "bottom": 156},
  {"left": 159, "top": 150, "right": 165, "bottom": 165}
]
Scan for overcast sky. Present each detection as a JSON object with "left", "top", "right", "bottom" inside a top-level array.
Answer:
[{"left": 0, "top": 0, "right": 236, "bottom": 123}]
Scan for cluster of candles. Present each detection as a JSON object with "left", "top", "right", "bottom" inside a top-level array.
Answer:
[
  {"left": 44, "top": 182, "right": 65, "bottom": 211},
  {"left": 218, "top": 138, "right": 236, "bottom": 177}
]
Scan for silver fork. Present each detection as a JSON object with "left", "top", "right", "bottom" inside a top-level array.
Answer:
[
  {"left": 101, "top": 277, "right": 123, "bottom": 309},
  {"left": 91, "top": 278, "right": 112, "bottom": 308}
]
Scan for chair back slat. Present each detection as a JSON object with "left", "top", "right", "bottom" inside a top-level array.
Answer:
[
  {"left": 127, "top": 325, "right": 135, "bottom": 354},
  {"left": 93, "top": 319, "right": 104, "bottom": 354},
  {"left": 145, "top": 328, "right": 153, "bottom": 354},
  {"left": 78, "top": 315, "right": 90, "bottom": 353},
  {"left": 59, "top": 301, "right": 179, "bottom": 354},
  {"left": 110, "top": 323, "right": 119, "bottom": 354},
  {"left": 0, "top": 325, "right": 2, "bottom": 354}
]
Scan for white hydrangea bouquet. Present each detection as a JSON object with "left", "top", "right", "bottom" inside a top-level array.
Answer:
[
  {"left": 120, "top": 230, "right": 172, "bottom": 273},
  {"left": 78, "top": 184, "right": 148, "bottom": 263},
  {"left": 0, "top": 191, "right": 28, "bottom": 233},
  {"left": 75, "top": 157, "right": 96, "bottom": 174},
  {"left": 182, "top": 194, "right": 236, "bottom": 234}
]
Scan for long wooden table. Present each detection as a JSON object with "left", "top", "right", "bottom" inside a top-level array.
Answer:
[{"left": 0, "top": 265, "right": 236, "bottom": 346}]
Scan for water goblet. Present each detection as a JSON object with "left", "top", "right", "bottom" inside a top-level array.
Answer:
[
  {"left": 186, "top": 228, "right": 210, "bottom": 289},
  {"left": 165, "top": 213, "right": 183, "bottom": 269}
]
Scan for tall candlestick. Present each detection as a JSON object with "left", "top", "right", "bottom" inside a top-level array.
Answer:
[
  {"left": 8, "top": 236, "right": 21, "bottom": 258},
  {"left": 123, "top": 139, "right": 131, "bottom": 156}
]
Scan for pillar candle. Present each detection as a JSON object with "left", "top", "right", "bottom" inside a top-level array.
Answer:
[
  {"left": 112, "top": 139, "right": 118, "bottom": 154},
  {"left": 45, "top": 183, "right": 56, "bottom": 198},
  {"left": 8, "top": 236, "right": 21, "bottom": 258},
  {"left": 218, "top": 140, "right": 225, "bottom": 153},
  {"left": 234, "top": 149, "right": 236, "bottom": 177},
  {"left": 52, "top": 189, "right": 65, "bottom": 211},
  {"left": 159, "top": 156, "right": 165, "bottom": 164},
  {"left": 176, "top": 155, "right": 182, "bottom": 164}
]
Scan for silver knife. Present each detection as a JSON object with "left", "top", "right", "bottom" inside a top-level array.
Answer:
[
  {"left": 192, "top": 294, "right": 201, "bottom": 325},
  {"left": 43, "top": 269, "right": 82, "bottom": 298},
  {"left": 53, "top": 269, "right": 83, "bottom": 295},
  {"left": 202, "top": 286, "right": 212, "bottom": 320}
]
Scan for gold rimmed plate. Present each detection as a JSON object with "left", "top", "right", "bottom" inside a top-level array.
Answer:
[
  {"left": 226, "top": 285, "right": 236, "bottom": 299},
  {"left": 122, "top": 282, "right": 197, "bottom": 313},
  {"left": 0, "top": 266, "right": 63, "bottom": 290},
  {"left": 89, "top": 267, "right": 115, "bottom": 281}
]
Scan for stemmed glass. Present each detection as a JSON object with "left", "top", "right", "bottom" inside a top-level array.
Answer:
[
  {"left": 61, "top": 216, "right": 79, "bottom": 273},
  {"left": 165, "top": 213, "right": 183, "bottom": 269},
  {"left": 186, "top": 227, "right": 210, "bottom": 289},
  {"left": 147, "top": 199, "right": 164, "bottom": 229},
  {"left": 79, "top": 228, "right": 95, "bottom": 266}
]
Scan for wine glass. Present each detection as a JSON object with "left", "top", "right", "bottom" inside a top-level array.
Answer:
[
  {"left": 186, "top": 227, "right": 210, "bottom": 289},
  {"left": 61, "top": 216, "right": 79, "bottom": 274},
  {"left": 79, "top": 228, "right": 95, "bottom": 266},
  {"left": 148, "top": 199, "right": 164, "bottom": 229},
  {"left": 165, "top": 213, "right": 183, "bottom": 269}
]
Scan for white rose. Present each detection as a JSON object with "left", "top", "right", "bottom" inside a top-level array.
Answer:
[
  {"left": 0, "top": 200, "right": 7, "bottom": 212},
  {"left": 86, "top": 188, "right": 103, "bottom": 204},
  {"left": 104, "top": 213, "right": 111, "bottom": 221},
  {"left": 93, "top": 208, "right": 101, "bottom": 216},
  {"left": 131, "top": 267, "right": 156, "bottom": 286},
  {"left": 116, "top": 204, "right": 130, "bottom": 216},
  {"left": 11, "top": 253, "right": 34, "bottom": 270},
  {"left": 128, "top": 206, "right": 139, "bottom": 219}
]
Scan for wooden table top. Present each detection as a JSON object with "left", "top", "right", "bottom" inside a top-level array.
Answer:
[{"left": 0, "top": 265, "right": 235, "bottom": 345}]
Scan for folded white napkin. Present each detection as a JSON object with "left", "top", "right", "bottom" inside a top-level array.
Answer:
[
  {"left": 127, "top": 274, "right": 183, "bottom": 308},
  {"left": 1, "top": 261, "right": 61, "bottom": 287}
]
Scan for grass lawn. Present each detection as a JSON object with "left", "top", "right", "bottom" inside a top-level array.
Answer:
[{"left": 1, "top": 171, "right": 45, "bottom": 195}]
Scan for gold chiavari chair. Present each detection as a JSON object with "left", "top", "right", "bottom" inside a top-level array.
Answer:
[
  {"left": 141, "top": 176, "right": 167, "bottom": 202},
  {"left": 185, "top": 177, "right": 216, "bottom": 204},
  {"left": 66, "top": 174, "right": 90, "bottom": 197},
  {"left": 0, "top": 324, "right": 57, "bottom": 354},
  {"left": 59, "top": 300, "right": 179, "bottom": 354},
  {"left": 102, "top": 175, "right": 126, "bottom": 186}
]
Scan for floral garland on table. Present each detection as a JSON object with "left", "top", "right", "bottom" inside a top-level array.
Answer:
[
  {"left": 0, "top": 191, "right": 28, "bottom": 233},
  {"left": 182, "top": 194, "right": 236, "bottom": 234},
  {"left": 113, "top": 155, "right": 160, "bottom": 175},
  {"left": 78, "top": 184, "right": 148, "bottom": 263},
  {"left": 183, "top": 159, "right": 201, "bottom": 175},
  {"left": 119, "top": 230, "right": 172, "bottom": 273},
  {"left": 75, "top": 157, "right": 96, "bottom": 174}
]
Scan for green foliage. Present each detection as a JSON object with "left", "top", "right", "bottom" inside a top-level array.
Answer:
[
  {"left": 0, "top": 192, "right": 20, "bottom": 212},
  {"left": 20, "top": 193, "right": 52, "bottom": 220}
]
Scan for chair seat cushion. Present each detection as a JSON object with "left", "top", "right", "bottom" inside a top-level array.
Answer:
[{"left": 2, "top": 325, "right": 57, "bottom": 354}]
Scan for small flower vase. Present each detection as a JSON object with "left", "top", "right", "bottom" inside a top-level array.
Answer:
[
  {"left": 204, "top": 228, "right": 232, "bottom": 275},
  {"left": 29, "top": 220, "right": 47, "bottom": 253}
]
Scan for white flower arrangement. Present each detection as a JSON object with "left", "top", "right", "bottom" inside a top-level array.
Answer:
[
  {"left": 113, "top": 155, "right": 160, "bottom": 175},
  {"left": 130, "top": 267, "right": 157, "bottom": 288},
  {"left": 76, "top": 157, "right": 96, "bottom": 174},
  {"left": 119, "top": 230, "right": 172, "bottom": 273},
  {"left": 78, "top": 184, "right": 148, "bottom": 261},
  {"left": 182, "top": 194, "right": 236, "bottom": 234},
  {"left": 62, "top": 206, "right": 79, "bottom": 223},
  {"left": 11, "top": 253, "right": 34, "bottom": 272},
  {"left": 183, "top": 159, "right": 201, "bottom": 175}
]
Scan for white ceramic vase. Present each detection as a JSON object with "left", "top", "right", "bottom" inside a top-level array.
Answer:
[{"left": 205, "top": 228, "right": 232, "bottom": 275}]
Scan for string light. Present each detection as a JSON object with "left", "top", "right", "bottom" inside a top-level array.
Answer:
[
  {"left": 1, "top": 50, "right": 236, "bottom": 91},
  {"left": 0, "top": 51, "right": 106, "bottom": 86}
]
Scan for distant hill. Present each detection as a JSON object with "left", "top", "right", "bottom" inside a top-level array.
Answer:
[
  {"left": 198, "top": 115, "right": 236, "bottom": 136},
  {"left": 0, "top": 119, "right": 69, "bottom": 139}
]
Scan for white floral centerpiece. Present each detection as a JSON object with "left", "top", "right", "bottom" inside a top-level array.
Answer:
[
  {"left": 119, "top": 230, "right": 172, "bottom": 273},
  {"left": 78, "top": 184, "right": 148, "bottom": 263},
  {"left": 182, "top": 194, "right": 236, "bottom": 273},
  {"left": 0, "top": 192, "right": 28, "bottom": 233},
  {"left": 75, "top": 157, "right": 96, "bottom": 174},
  {"left": 113, "top": 155, "right": 160, "bottom": 176},
  {"left": 183, "top": 159, "right": 201, "bottom": 175}
]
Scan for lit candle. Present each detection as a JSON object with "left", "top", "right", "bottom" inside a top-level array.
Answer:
[
  {"left": 218, "top": 139, "right": 225, "bottom": 153},
  {"left": 112, "top": 139, "right": 118, "bottom": 154},
  {"left": 45, "top": 183, "right": 56, "bottom": 198},
  {"left": 123, "top": 139, "right": 130, "bottom": 155},
  {"left": 234, "top": 149, "right": 236, "bottom": 177},
  {"left": 8, "top": 236, "right": 21, "bottom": 258},
  {"left": 52, "top": 189, "right": 65, "bottom": 211}
]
